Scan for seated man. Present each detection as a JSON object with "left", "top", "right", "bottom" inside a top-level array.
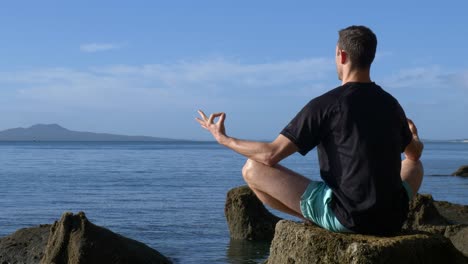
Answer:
[{"left": 196, "top": 25, "right": 424, "bottom": 236}]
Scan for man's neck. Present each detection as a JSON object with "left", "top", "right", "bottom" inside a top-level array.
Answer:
[{"left": 341, "top": 68, "right": 372, "bottom": 85}]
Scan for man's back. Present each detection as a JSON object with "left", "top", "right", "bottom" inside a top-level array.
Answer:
[{"left": 323, "top": 82, "right": 412, "bottom": 235}]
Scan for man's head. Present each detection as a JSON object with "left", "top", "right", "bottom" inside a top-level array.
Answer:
[{"left": 335, "top": 25, "right": 377, "bottom": 80}]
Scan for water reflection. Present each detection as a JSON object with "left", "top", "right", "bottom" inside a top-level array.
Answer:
[{"left": 226, "top": 239, "right": 270, "bottom": 264}]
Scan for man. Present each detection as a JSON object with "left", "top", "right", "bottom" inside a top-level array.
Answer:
[{"left": 196, "top": 25, "right": 424, "bottom": 236}]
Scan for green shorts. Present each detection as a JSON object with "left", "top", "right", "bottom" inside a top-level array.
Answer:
[{"left": 300, "top": 181, "right": 413, "bottom": 233}]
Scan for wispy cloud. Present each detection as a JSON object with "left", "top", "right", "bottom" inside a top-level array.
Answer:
[
  {"left": 1, "top": 58, "right": 466, "bottom": 139},
  {"left": 381, "top": 65, "right": 468, "bottom": 94},
  {"left": 80, "top": 43, "right": 121, "bottom": 53},
  {"left": 0, "top": 57, "right": 334, "bottom": 138}
]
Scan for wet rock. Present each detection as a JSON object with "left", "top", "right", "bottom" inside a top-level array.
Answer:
[
  {"left": 453, "top": 165, "right": 468, "bottom": 177},
  {"left": 225, "top": 186, "right": 281, "bottom": 241},
  {"left": 266, "top": 220, "right": 467, "bottom": 264},
  {"left": 0, "top": 224, "right": 50, "bottom": 264},
  {"left": 41, "top": 211, "right": 172, "bottom": 264}
]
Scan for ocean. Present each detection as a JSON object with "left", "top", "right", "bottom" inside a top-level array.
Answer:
[{"left": 0, "top": 141, "right": 467, "bottom": 263}]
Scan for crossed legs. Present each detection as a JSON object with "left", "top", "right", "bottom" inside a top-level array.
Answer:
[{"left": 242, "top": 157, "right": 424, "bottom": 221}]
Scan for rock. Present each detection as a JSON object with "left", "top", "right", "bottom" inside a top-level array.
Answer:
[
  {"left": 402, "top": 193, "right": 468, "bottom": 257},
  {"left": 0, "top": 212, "right": 171, "bottom": 264},
  {"left": 225, "top": 186, "right": 281, "bottom": 241},
  {"left": 266, "top": 220, "right": 467, "bottom": 264},
  {"left": 434, "top": 200, "right": 468, "bottom": 257},
  {"left": 403, "top": 193, "right": 450, "bottom": 230},
  {"left": 41, "top": 211, "right": 172, "bottom": 264},
  {"left": 0, "top": 224, "right": 50, "bottom": 264},
  {"left": 223, "top": 186, "right": 468, "bottom": 260},
  {"left": 435, "top": 200, "right": 468, "bottom": 225},
  {"left": 445, "top": 225, "right": 468, "bottom": 257},
  {"left": 453, "top": 165, "right": 468, "bottom": 177}
]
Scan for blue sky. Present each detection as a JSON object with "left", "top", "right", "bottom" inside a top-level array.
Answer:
[{"left": 0, "top": 1, "right": 466, "bottom": 140}]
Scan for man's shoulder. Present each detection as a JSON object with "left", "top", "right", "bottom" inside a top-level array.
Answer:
[
  {"left": 299, "top": 85, "right": 347, "bottom": 114},
  {"left": 311, "top": 85, "right": 345, "bottom": 103}
]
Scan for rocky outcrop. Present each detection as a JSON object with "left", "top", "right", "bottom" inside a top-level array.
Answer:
[
  {"left": 453, "top": 165, "right": 468, "bottom": 177},
  {"left": 225, "top": 186, "right": 468, "bottom": 262},
  {"left": 266, "top": 220, "right": 467, "bottom": 264},
  {"left": 265, "top": 193, "right": 468, "bottom": 263},
  {"left": 403, "top": 193, "right": 450, "bottom": 229},
  {"left": 434, "top": 199, "right": 468, "bottom": 225},
  {"left": 403, "top": 194, "right": 468, "bottom": 258},
  {"left": 225, "top": 185, "right": 281, "bottom": 241},
  {"left": 445, "top": 225, "right": 468, "bottom": 258},
  {"left": 0, "top": 224, "right": 50, "bottom": 263},
  {"left": 0, "top": 212, "right": 172, "bottom": 264}
]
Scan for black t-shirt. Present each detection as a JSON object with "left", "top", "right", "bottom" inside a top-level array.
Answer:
[{"left": 281, "top": 82, "right": 413, "bottom": 235}]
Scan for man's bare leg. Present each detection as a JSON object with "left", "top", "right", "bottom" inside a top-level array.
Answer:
[
  {"left": 242, "top": 159, "right": 310, "bottom": 219},
  {"left": 401, "top": 159, "right": 423, "bottom": 195},
  {"left": 249, "top": 187, "right": 306, "bottom": 219}
]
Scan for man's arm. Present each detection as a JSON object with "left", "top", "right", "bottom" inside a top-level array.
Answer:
[
  {"left": 404, "top": 119, "right": 424, "bottom": 161},
  {"left": 196, "top": 110, "right": 298, "bottom": 166}
]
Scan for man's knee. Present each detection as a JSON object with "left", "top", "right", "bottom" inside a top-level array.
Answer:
[{"left": 242, "top": 159, "right": 262, "bottom": 183}]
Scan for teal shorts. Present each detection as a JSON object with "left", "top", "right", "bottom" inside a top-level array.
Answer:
[{"left": 300, "top": 181, "right": 413, "bottom": 233}]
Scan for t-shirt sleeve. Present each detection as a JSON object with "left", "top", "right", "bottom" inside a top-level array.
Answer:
[
  {"left": 397, "top": 103, "right": 413, "bottom": 152},
  {"left": 280, "top": 99, "right": 323, "bottom": 156}
]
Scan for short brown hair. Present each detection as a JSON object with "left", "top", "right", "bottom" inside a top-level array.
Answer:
[{"left": 338, "top": 26, "right": 377, "bottom": 69}]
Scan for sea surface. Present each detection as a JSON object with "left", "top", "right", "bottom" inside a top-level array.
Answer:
[{"left": 0, "top": 141, "right": 467, "bottom": 263}]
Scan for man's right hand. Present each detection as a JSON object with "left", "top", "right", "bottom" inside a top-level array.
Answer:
[{"left": 404, "top": 119, "right": 424, "bottom": 161}]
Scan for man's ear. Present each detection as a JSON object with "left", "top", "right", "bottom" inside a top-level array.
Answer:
[{"left": 340, "top": 50, "right": 347, "bottom": 64}]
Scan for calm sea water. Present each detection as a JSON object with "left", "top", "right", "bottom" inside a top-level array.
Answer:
[{"left": 0, "top": 141, "right": 467, "bottom": 263}]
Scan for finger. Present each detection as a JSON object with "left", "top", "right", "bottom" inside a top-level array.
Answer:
[
  {"left": 219, "top": 112, "right": 226, "bottom": 124},
  {"left": 195, "top": 118, "right": 208, "bottom": 127},
  {"left": 198, "top": 110, "right": 208, "bottom": 121},
  {"left": 208, "top": 112, "right": 224, "bottom": 123},
  {"left": 195, "top": 118, "right": 205, "bottom": 125},
  {"left": 196, "top": 123, "right": 208, "bottom": 130}
]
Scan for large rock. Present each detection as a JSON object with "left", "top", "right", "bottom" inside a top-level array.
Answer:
[
  {"left": 41, "top": 212, "right": 171, "bottom": 264},
  {"left": 225, "top": 186, "right": 468, "bottom": 260},
  {"left": 0, "top": 212, "right": 172, "bottom": 264},
  {"left": 266, "top": 220, "right": 467, "bottom": 264},
  {"left": 0, "top": 224, "right": 50, "bottom": 263},
  {"left": 225, "top": 185, "right": 281, "bottom": 241},
  {"left": 453, "top": 165, "right": 468, "bottom": 177}
]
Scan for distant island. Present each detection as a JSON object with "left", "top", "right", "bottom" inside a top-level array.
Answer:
[{"left": 0, "top": 124, "right": 179, "bottom": 141}]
